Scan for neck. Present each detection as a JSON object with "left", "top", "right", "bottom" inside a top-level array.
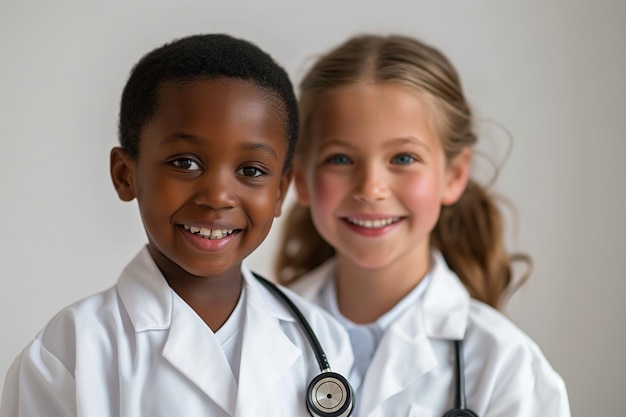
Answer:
[
  {"left": 334, "top": 252, "right": 430, "bottom": 324},
  {"left": 148, "top": 246, "right": 243, "bottom": 332},
  {"left": 171, "top": 273, "right": 243, "bottom": 332}
]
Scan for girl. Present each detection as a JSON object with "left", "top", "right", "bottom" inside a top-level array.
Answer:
[{"left": 276, "top": 34, "right": 571, "bottom": 417}]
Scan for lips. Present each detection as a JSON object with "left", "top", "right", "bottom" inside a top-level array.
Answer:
[
  {"left": 182, "top": 224, "right": 235, "bottom": 240},
  {"left": 344, "top": 216, "right": 402, "bottom": 229}
]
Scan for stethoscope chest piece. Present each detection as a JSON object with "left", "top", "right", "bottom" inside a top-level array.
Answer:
[
  {"left": 253, "top": 274, "right": 354, "bottom": 417},
  {"left": 307, "top": 371, "right": 354, "bottom": 417}
]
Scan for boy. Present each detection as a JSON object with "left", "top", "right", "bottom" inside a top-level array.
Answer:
[{"left": 0, "top": 34, "right": 352, "bottom": 417}]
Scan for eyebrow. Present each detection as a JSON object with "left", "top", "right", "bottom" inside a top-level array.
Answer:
[
  {"left": 160, "top": 134, "right": 199, "bottom": 146},
  {"left": 317, "top": 139, "right": 357, "bottom": 152},
  {"left": 319, "top": 136, "right": 431, "bottom": 152},
  {"left": 160, "top": 135, "right": 278, "bottom": 159},
  {"left": 240, "top": 142, "right": 278, "bottom": 160},
  {"left": 383, "top": 136, "right": 431, "bottom": 152}
]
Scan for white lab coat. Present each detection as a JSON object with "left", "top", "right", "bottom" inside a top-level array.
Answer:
[
  {"left": 289, "top": 251, "right": 571, "bottom": 417},
  {"left": 0, "top": 247, "right": 353, "bottom": 417}
]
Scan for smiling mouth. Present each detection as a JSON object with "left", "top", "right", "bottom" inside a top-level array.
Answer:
[
  {"left": 183, "top": 224, "right": 236, "bottom": 240},
  {"left": 345, "top": 217, "right": 401, "bottom": 229}
]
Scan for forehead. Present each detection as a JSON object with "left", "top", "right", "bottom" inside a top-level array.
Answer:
[
  {"left": 156, "top": 78, "right": 284, "bottom": 127},
  {"left": 311, "top": 84, "right": 437, "bottom": 141},
  {"left": 142, "top": 78, "right": 288, "bottom": 151}
]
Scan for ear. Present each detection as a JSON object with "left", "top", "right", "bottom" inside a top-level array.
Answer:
[
  {"left": 273, "top": 168, "right": 294, "bottom": 217},
  {"left": 293, "top": 163, "right": 311, "bottom": 207},
  {"left": 110, "top": 147, "right": 137, "bottom": 202},
  {"left": 441, "top": 147, "right": 472, "bottom": 206}
]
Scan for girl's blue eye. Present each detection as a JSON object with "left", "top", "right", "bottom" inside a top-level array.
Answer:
[
  {"left": 327, "top": 154, "right": 352, "bottom": 165},
  {"left": 392, "top": 154, "right": 415, "bottom": 165},
  {"left": 237, "top": 166, "right": 264, "bottom": 177},
  {"left": 172, "top": 158, "right": 201, "bottom": 171}
]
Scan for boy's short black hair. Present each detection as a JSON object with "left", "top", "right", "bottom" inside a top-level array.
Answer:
[{"left": 118, "top": 33, "right": 298, "bottom": 171}]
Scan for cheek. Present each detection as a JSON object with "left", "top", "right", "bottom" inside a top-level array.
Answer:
[
  {"left": 245, "top": 185, "right": 281, "bottom": 222},
  {"left": 311, "top": 170, "right": 345, "bottom": 210},
  {"left": 399, "top": 172, "right": 445, "bottom": 215},
  {"left": 139, "top": 177, "right": 181, "bottom": 211}
]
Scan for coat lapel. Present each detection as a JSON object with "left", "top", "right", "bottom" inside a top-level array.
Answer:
[
  {"left": 162, "top": 291, "right": 238, "bottom": 415},
  {"left": 358, "top": 303, "right": 437, "bottom": 417},
  {"left": 234, "top": 272, "right": 302, "bottom": 416},
  {"left": 117, "top": 247, "right": 239, "bottom": 414},
  {"left": 359, "top": 252, "right": 471, "bottom": 416}
]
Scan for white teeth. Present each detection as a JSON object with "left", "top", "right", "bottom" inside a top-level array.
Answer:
[
  {"left": 347, "top": 217, "right": 399, "bottom": 229},
  {"left": 183, "top": 224, "right": 234, "bottom": 239}
]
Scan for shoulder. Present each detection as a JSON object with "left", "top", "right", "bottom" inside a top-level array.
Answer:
[
  {"left": 34, "top": 286, "right": 122, "bottom": 368},
  {"left": 281, "top": 284, "right": 347, "bottom": 341},
  {"left": 466, "top": 300, "right": 533, "bottom": 350},
  {"left": 288, "top": 258, "right": 336, "bottom": 303},
  {"left": 243, "top": 266, "right": 353, "bottom": 375},
  {"left": 465, "top": 299, "right": 553, "bottom": 369},
  {"left": 464, "top": 299, "right": 570, "bottom": 412},
  {"left": 1, "top": 286, "right": 121, "bottom": 403},
  {"left": 277, "top": 285, "right": 354, "bottom": 376},
  {"left": 426, "top": 252, "right": 569, "bottom": 412},
  {"left": 246, "top": 266, "right": 347, "bottom": 341}
]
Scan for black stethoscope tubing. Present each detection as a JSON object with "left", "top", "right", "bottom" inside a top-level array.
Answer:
[
  {"left": 255, "top": 274, "right": 331, "bottom": 372},
  {"left": 255, "top": 274, "right": 354, "bottom": 417},
  {"left": 255, "top": 273, "right": 478, "bottom": 417},
  {"left": 442, "top": 340, "right": 479, "bottom": 417}
]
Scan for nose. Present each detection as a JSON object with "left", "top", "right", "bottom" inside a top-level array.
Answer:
[
  {"left": 352, "top": 163, "right": 390, "bottom": 202},
  {"left": 193, "top": 169, "right": 238, "bottom": 209}
]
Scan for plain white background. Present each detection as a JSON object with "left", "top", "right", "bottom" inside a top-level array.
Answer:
[{"left": 1, "top": 1, "right": 624, "bottom": 414}]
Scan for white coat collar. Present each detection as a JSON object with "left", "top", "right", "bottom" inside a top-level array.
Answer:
[
  {"left": 290, "top": 250, "right": 471, "bottom": 416},
  {"left": 422, "top": 250, "right": 470, "bottom": 340},
  {"left": 290, "top": 250, "right": 470, "bottom": 340},
  {"left": 116, "top": 247, "right": 302, "bottom": 416},
  {"left": 116, "top": 246, "right": 296, "bottom": 332},
  {"left": 115, "top": 246, "right": 172, "bottom": 332}
]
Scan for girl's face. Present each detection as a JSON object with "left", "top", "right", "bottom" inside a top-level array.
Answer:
[{"left": 295, "top": 84, "right": 470, "bottom": 271}]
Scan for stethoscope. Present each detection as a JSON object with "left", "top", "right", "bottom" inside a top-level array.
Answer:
[
  {"left": 443, "top": 340, "right": 479, "bottom": 417},
  {"left": 255, "top": 274, "right": 478, "bottom": 417},
  {"left": 255, "top": 274, "right": 355, "bottom": 417}
]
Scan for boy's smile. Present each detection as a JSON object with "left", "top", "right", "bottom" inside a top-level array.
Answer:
[{"left": 112, "top": 78, "right": 290, "bottom": 286}]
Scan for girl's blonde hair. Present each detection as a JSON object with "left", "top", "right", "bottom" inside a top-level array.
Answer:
[{"left": 275, "top": 34, "right": 530, "bottom": 309}]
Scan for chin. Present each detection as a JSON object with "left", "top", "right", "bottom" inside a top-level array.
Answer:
[
  {"left": 179, "top": 259, "right": 239, "bottom": 278},
  {"left": 347, "top": 252, "right": 398, "bottom": 271}
]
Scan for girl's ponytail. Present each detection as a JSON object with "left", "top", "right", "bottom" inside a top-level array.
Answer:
[
  {"left": 275, "top": 205, "right": 335, "bottom": 285},
  {"left": 431, "top": 179, "right": 531, "bottom": 309}
]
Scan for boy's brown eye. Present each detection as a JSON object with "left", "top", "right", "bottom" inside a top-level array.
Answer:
[
  {"left": 237, "top": 166, "right": 264, "bottom": 177},
  {"left": 172, "top": 158, "right": 201, "bottom": 171}
]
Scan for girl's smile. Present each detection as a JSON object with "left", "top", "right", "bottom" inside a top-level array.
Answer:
[
  {"left": 295, "top": 83, "right": 468, "bottom": 273},
  {"left": 340, "top": 215, "right": 405, "bottom": 237}
]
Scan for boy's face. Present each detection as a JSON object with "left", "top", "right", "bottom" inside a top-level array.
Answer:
[{"left": 111, "top": 78, "right": 291, "bottom": 282}]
